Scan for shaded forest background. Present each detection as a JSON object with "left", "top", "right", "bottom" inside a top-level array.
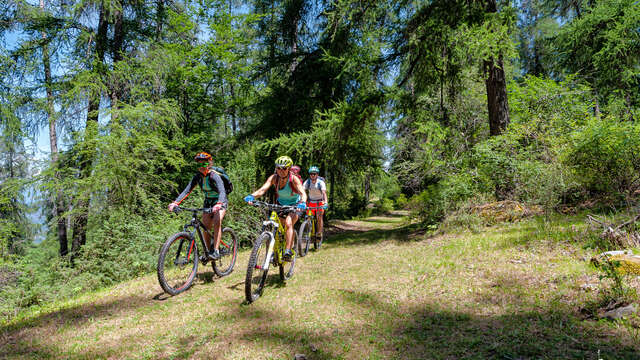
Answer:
[{"left": 1, "top": 0, "right": 639, "bottom": 319}]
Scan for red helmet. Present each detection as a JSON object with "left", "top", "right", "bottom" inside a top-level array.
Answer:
[
  {"left": 194, "top": 152, "right": 212, "bottom": 162},
  {"left": 290, "top": 165, "right": 301, "bottom": 175}
]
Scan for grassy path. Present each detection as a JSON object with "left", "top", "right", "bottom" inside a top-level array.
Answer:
[{"left": 1, "top": 214, "right": 639, "bottom": 359}]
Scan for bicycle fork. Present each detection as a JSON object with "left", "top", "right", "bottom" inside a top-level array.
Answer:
[{"left": 257, "top": 220, "right": 279, "bottom": 270}]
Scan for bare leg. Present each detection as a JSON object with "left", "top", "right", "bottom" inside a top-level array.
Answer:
[
  {"left": 212, "top": 209, "right": 226, "bottom": 250},
  {"left": 202, "top": 213, "right": 214, "bottom": 252},
  {"left": 317, "top": 210, "right": 324, "bottom": 235},
  {"left": 283, "top": 212, "right": 299, "bottom": 250}
]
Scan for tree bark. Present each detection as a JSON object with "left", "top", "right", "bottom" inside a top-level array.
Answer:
[
  {"left": 483, "top": 0, "right": 510, "bottom": 136},
  {"left": 229, "top": 81, "right": 237, "bottom": 134},
  {"left": 71, "top": 3, "right": 108, "bottom": 258},
  {"left": 155, "top": 0, "right": 164, "bottom": 41},
  {"left": 40, "top": 0, "right": 68, "bottom": 256},
  {"left": 110, "top": 5, "right": 124, "bottom": 119},
  {"left": 484, "top": 56, "right": 510, "bottom": 136}
]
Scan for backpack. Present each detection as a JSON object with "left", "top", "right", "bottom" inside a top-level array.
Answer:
[
  {"left": 304, "top": 178, "right": 326, "bottom": 191},
  {"left": 202, "top": 167, "right": 233, "bottom": 197}
]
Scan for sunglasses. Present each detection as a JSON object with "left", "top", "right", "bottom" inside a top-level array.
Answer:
[
  {"left": 310, "top": 173, "right": 318, "bottom": 176},
  {"left": 275, "top": 166, "right": 290, "bottom": 170}
]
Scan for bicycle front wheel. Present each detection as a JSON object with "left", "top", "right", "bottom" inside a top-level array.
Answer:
[
  {"left": 213, "top": 227, "right": 237, "bottom": 277},
  {"left": 157, "top": 232, "right": 198, "bottom": 295},
  {"left": 279, "top": 232, "right": 297, "bottom": 281},
  {"left": 245, "top": 232, "right": 271, "bottom": 303},
  {"left": 297, "top": 219, "right": 311, "bottom": 257}
]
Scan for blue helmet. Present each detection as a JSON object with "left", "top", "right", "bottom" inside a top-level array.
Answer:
[{"left": 308, "top": 166, "right": 320, "bottom": 174}]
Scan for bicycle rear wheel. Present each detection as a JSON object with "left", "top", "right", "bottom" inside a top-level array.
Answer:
[
  {"left": 213, "top": 227, "right": 237, "bottom": 277},
  {"left": 245, "top": 232, "right": 271, "bottom": 303},
  {"left": 297, "top": 219, "right": 311, "bottom": 257},
  {"left": 279, "top": 232, "right": 297, "bottom": 281},
  {"left": 157, "top": 232, "right": 198, "bottom": 295}
]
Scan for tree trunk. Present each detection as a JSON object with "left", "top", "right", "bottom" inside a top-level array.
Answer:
[
  {"left": 625, "top": 92, "right": 634, "bottom": 121},
  {"left": 484, "top": 57, "right": 510, "bottom": 136},
  {"left": 483, "top": 0, "right": 510, "bottom": 136},
  {"left": 155, "top": 0, "right": 164, "bottom": 41},
  {"left": 364, "top": 173, "right": 370, "bottom": 203},
  {"left": 40, "top": 0, "right": 68, "bottom": 256},
  {"left": 229, "top": 81, "right": 237, "bottom": 134},
  {"left": 71, "top": 3, "right": 108, "bottom": 259},
  {"left": 110, "top": 5, "right": 124, "bottom": 120}
]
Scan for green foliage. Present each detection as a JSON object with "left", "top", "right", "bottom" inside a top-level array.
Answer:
[
  {"left": 555, "top": 0, "right": 640, "bottom": 112},
  {"left": 374, "top": 198, "right": 394, "bottom": 215},
  {"left": 582, "top": 257, "right": 639, "bottom": 318},
  {"left": 566, "top": 117, "right": 640, "bottom": 202},
  {"left": 394, "top": 194, "right": 407, "bottom": 209}
]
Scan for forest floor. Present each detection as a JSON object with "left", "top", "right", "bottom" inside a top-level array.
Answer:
[{"left": 1, "top": 213, "right": 640, "bottom": 359}]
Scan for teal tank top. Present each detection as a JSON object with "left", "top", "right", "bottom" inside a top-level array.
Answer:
[{"left": 277, "top": 177, "right": 300, "bottom": 206}]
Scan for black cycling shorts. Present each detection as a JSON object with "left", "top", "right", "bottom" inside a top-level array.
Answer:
[
  {"left": 203, "top": 198, "right": 219, "bottom": 209},
  {"left": 277, "top": 208, "right": 303, "bottom": 219}
]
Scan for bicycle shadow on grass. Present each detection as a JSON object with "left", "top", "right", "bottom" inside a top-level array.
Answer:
[{"left": 196, "top": 271, "right": 217, "bottom": 283}]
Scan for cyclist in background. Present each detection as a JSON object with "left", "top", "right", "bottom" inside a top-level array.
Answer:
[
  {"left": 303, "top": 165, "right": 328, "bottom": 237},
  {"left": 290, "top": 165, "right": 302, "bottom": 183},
  {"left": 244, "top": 156, "right": 307, "bottom": 261},
  {"left": 168, "top": 152, "right": 228, "bottom": 260}
]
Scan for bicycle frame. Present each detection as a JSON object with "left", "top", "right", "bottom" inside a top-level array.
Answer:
[
  {"left": 259, "top": 210, "right": 286, "bottom": 270},
  {"left": 250, "top": 201, "right": 297, "bottom": 271},
  {"left": 304, "top": 205, "right": 325, "bottom": 237},
  {"left": 177, "top": 207, "right": 232, "bottom": 263}
]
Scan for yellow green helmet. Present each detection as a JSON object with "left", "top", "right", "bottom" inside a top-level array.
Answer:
[{"left": 275, "top": 155, "right": 293, "bottom": 169}]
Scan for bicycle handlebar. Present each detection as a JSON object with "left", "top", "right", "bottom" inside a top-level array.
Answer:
[
  {"left": 173, "top": 206, "right": 219, "bottom": 214},
  {"left": 247, "top": 200, "right": 298, "bottom": 212},
  {"left": 305, "top": 205, "right": 329, "bottom": 210}
]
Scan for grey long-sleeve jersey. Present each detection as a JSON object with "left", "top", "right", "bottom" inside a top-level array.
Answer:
[{"left": 173, "top": 171, "right": 228, "bottom": 208}]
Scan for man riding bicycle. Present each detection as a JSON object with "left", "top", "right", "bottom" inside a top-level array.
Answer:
[
  {"left": 168, "top": 152, "right": 228, "bottom": 260},
  {"left": 244, "top": 156, "right": 307, "bottom": 261},
  {"left": 303, "top": 165, "right": 328, "bottom": 236}
]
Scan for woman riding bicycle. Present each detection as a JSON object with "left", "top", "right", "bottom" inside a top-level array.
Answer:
[
  {"left": 168, "top": 152, "right": 228, "bottom": 260},
  {"left": 244, "top": 156, "right": 307, "bottom": 261},
  {"left": 303, "top": 165, "right": 328, "bottom": 236}
]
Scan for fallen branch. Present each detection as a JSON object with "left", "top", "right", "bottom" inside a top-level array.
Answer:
[{"left": 587, "top": 213, "right": 640, "bottom": 248}]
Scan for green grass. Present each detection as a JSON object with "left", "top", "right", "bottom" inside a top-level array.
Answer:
[{"left": 1, "top": 214, "right": 639, "bottom": 359}]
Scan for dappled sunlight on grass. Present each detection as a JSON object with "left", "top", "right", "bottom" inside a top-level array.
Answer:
[{"left": 1, "top": 213, "right": 639, "bottom": 359}]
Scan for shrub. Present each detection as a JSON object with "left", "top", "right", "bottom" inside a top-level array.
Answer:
[
  {"left": 566, "top": 117, "right": 640, "bottom": 204},
  {"left": 394, "top": 194, "right": 408, "bottom": 209},
  {"left": 374, "top": 198, "right": 394, "bottom": 215}
]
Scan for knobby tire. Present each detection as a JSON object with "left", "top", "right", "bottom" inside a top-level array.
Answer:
[
  {"left": 212, "top": 227, "right": 238, "bottom": 277},
  {"left": 157, "top": 232, "right": 198, "bottom": 296},
  {"left": 245, "top": 232, "right": 271, "bottom": 303},
  {"left": 279, "top": 232, "right": 297, "bottom": 281},
  {"left": 298, "top": 219, "right": 311, "bottom": 257}
]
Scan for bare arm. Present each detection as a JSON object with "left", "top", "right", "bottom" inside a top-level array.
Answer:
[{"left": 251, "top": 174, "right": 276, "bottom": 198}]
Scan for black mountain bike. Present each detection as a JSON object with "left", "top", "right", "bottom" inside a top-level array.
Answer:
[
  {"left": 157, "top": 206, "right": 237, "bottom": 295},
  {"left": 298, "top": 205, "right": 327, "bottom": 256},
  {"left": 245, "top": 201, "right": 299, "bottom": 303}
]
